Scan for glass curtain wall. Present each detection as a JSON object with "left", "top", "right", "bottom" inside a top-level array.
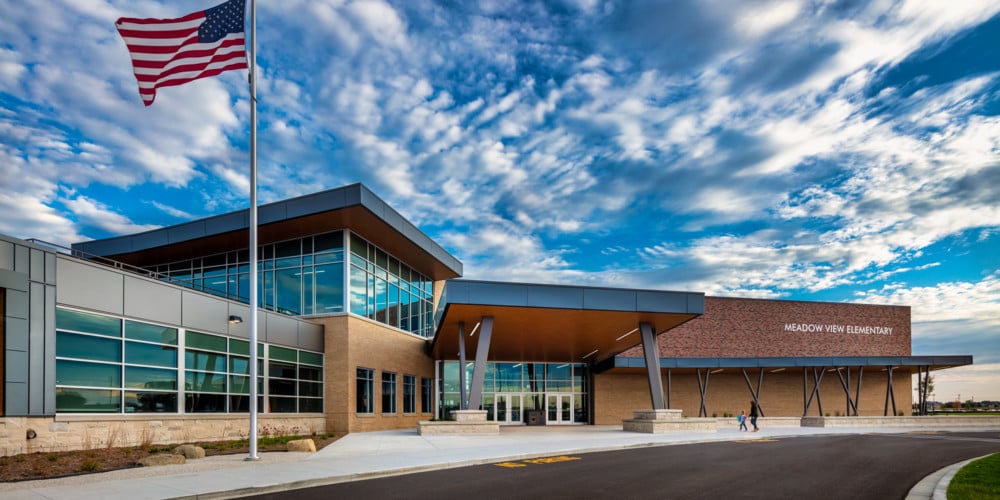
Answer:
[
  {"left": 54, "top": 308, "right": 324, "bottom": 414},
  {"left": 437, "top": 361, "right": 589, "bottom": 424},
  {"left": 148, "top": 230, "right": 435, "bottom": 337}
]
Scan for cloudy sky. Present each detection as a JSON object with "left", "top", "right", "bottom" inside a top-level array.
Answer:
[{"left": 1, "top": 0, "right": 998, "bottom": 402}]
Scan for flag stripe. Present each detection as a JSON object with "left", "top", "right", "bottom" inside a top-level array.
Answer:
[{"left": 115, "top": 0, "right": 246, "bottom": 106}]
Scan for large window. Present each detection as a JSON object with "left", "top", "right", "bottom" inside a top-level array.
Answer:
[
  {"left": 357, "top": 368, "right": 374, "bottom": 414},
  {"left": 382, "top": 372, "right": 397, "bottom": 414},
  {"left": 55, "top": 307, "right": 323, "bottom": 415},
  {"left": 150, "top": 231, "right": 346, "bottom": 317},
  {"left": 403, "top": 375, "right": 416, "bottom": 414},
  {"left": 348, "top": 234, "right": 435, "bottom": 337},
  {"left": 421, "top": 377, "right": 432, "bottom": 414}
]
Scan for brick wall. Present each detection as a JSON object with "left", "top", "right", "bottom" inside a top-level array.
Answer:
[
  {"left": 594, "top": 369, "right": 913, "bottom": 423},
  {"left": 312, "top": 314, "right": 434, "bottom": 434},
  {"left": 620, "top": 297, "right": 911, "bottom": 358}
]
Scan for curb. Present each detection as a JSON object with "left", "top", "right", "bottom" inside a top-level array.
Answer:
[{"left": 904, "top": 454, "right": 993, "bottom": 500}]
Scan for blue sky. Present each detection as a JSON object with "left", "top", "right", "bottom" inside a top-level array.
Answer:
[{"left": 1, "top": 0, "right": 998, "bottom": 402}]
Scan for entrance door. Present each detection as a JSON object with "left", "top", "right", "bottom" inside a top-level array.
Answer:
[
  {"left": 545, "top": 393, "right": 575, "bottom": 424},
  {"left": 495, "top": 393, "right": 523, "bottom": 424}
]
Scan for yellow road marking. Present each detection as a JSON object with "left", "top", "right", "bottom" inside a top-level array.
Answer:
[{"left": 495, "top": 456, "right": 582, "bottom": 468}]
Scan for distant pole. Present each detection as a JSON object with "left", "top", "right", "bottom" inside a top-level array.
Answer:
[{"left": 247, "top": 0, "right": 259, "bottom": 461}]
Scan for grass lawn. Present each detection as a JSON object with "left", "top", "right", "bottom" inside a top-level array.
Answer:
[{"left": 948, "top": 452, "right": 1000, "bottom": 499}]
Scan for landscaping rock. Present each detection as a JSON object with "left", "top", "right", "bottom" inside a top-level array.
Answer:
[
  {"left": 139, "top": 454, "right": 186, "bottom": 467},
  {"left": 286, "top": 438, "right": 316, "bottom": 453},
  {"left": 172, "top": 444, "right": 206, "bottom": 459}
]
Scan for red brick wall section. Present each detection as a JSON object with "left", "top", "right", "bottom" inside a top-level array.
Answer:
[{"left": 620, "top": 297, "right": 911, "bottom": 358}]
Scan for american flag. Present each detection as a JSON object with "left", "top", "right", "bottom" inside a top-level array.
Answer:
[{"left": 116, "top": 0, "right": 248, "bottom": 106}]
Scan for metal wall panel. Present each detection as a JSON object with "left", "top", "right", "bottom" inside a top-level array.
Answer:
[
  {"left": 297, "top": 321, "right": 324, "bottom": 352},
  {"left": 167, "top": 222, "right": 207, "bottom": 244},
  {"left": 4, "top": 383, "right": 27, "bottom": 416},
  {"left": 527, "top": 285, "right": 584, "bottom": 309},
  {"left": 636, "top": 290, "right": 687, "bottom": 313},
  {"left": 204, "top": 212, "right": 246, "bottom": 235},
  {"left": 5, "top": 316, "right": 28, "bottom": 351},
  {"left": 5, "top": 347, "right": 27, "bottom": 383},
  {"left": 55, "top": 258, "right": 124, "bottom": 315},
  {"left": 124, "top": 275, "right": 182, "bottom": 326},
  {"left": 181, "top": 291, "right": 229, "bottom": 333},
  {"left": 44, "top": 283, "right": 56, "bottom": 414},
  {"left": 28, "top": 282, "right": 45, "bottom": 414},
  {"left": 0, "top": 239, "right": 13, "bottom": 270},
  {"left": 30, "top": 249, "right": 44, "bottom": 282},
  {"left": 582, "top": 288, "right": 636, "bottom": 311},
  {"left": 226, "top": 303, "right": 251, "bottom": 340},
  {"left": 265, "top": 313, "right": 299, "bottom": 347},
  {"left": 6, "top": 288, "right": 28, "bottom": 318},
  {"left": 14, "top": 244, "right": 28, "bottom": 274},
  {"left": 45, "top": 252, "right": 56, "bottom": 285}
]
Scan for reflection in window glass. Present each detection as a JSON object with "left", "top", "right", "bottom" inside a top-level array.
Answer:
[
  {"left": 56, "top": 332, "right": 121, "bottom": 363},
  {"left": 357, "top": 368, "right": 374, "bottom": 414},
  {"left": 382, "top": 372, "right": 397, "bottom": 414},
  {"left": 125, "top": 391, "right": 177, "bottom": 413},
  {"left": 125, "top": 342, "right": 177, "bottom": 368},
  {"left": 56, "top": 309, "right": 121, "bottom": 337},
  {"left": 125, "top": 366, "right": 177, "bottom": 390},
  {"left": 56, "top": 360, "right": 121, "bottom": 388},
  {"left": 56, "top": 388, "right": 121, "bottom": 413},
  {"left": 125, "top": 321, "right": 178, "bottom": 344}
]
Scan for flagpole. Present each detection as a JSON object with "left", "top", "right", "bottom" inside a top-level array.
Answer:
[{"left": 247, "top": 0, "right": 260, "bottom": 462}]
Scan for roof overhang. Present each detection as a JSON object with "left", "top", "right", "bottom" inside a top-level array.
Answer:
[
  {"left": 595, "top": 355, "right": 974, "bottom": 374},
  {"left": 70, "top": 183, "right": 463, "bottom": 280},
  {"left": 429, "top": 280, "right": 705, "bottom": 364}
]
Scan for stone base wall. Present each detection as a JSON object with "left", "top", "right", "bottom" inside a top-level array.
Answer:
[{"left": 0, "top": 414, "right": 326, "bottom": 457}]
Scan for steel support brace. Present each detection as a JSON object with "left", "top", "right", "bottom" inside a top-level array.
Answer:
[
  {"left": 883, "top": 365, "right": 896, "bottom": 416},
  {"left": 855, "top": 367, "right": 864, "bottom": 415},
  {"left": 666, "top": 369, "right": 672, "bottom": 409},
  {"left": 467, "top": 316, "right": 494, "bottom": 411},
  {"left": 741, "top": 368, "right": 766, "bottom": 417},
  {"left": 696, "top": 368, "right": 710, "bottom": 417},
  {"left": 458, "top": 322, "right": 467, "bottom": 410},
  {"left": 640, "top": 322, "right": 666, "bottom": 410},
  {"left": 834, "top": 367, "right": 859, "bottom": 416},
  {"left": 917, "top": 365, "right": 929, "bottom": 416},
  {"left": 803, "top": 367, "right": 825, "bottom": 416}
]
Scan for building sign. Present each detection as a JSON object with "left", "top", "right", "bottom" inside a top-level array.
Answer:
[{"left": 784, "top": 323, "right": 893, "bottom": 335}]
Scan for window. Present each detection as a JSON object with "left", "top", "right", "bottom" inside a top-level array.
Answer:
[
  {"left": 403, "top": 375, "right": 416, "bottom": 414},
  {"left": 357, "top": 368, "right": 374, "bottom": 414},
  {"left": 421, "top": 377, "right": 432, "bottom": 414},
  {"left": 382, "top": 372, "right": 397, "bottom": 414}
]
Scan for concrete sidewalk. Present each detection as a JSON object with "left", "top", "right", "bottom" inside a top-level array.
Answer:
[{"left": 1, "top": 424, "right": 997, "bottom": 500}]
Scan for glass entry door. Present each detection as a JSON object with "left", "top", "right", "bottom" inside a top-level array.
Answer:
[
  {"left": 546, "top": 393, "right": 574, "bottom": 424},
  {"left": 495, "top": 393, "right": 523, "bottom": 424}
]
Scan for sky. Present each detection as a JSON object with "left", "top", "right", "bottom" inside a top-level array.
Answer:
[{"left": 1, "top": 0, "right": 998, "bottom": 403}]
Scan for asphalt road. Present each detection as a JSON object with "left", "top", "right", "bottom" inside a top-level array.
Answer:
[{"left": 244, "top": 431, "right": 1000, "bottom": 500}]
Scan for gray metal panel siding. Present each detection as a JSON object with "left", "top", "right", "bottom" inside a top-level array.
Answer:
[
  {"left": 687, "top": 294, "right": 705, "bottom": 314},
  {"left": 0, "top": 239, "right": 13, "bottom": 269},
  {"left": 636, "top": 290, "right": 687, "bottom": 313},
  {"left": 55, "top": 259, "right": 124, "bottom": 315},
  {"left": 124, "top": 276, "right": 183, "bottom": 326},
  {"left": 5, "top": 348, "right": 27, "bottom": 383},
  {"left": 132, "top": 230, "right": 170, "bottom": 252},
  {"left": 259, "top": 201, "right": 288, "bottom": 225},
  {"left": 297, "top": 321, "right": 324, "bottom": 352},
  {"left": 14, "top": 244, "right": 28, "bottom": 274},
  {"left": 582, "top": 288, "right": 636, "bottom": 311},
  {"left": 44, "top": 283, "right": 57, "bottom": 414},
  {"left": 30, "top": 249, "right": 44, "bottom": 282},
  {"left": 6, "top": 288, "right": 28, "bottom": 318},
  {"left": 286, "top": 189, "right": 347, "bottom": 219},
  {"left": 28, "top": 282, "right": 45, "bottom": 414},
  {"left": 4, "top": 383, "right": 27, "bottom": 415},
  {"left": 5, "top": 316, "right": 28, "bottom": 351},
  {"left": 181, "top": 291, "right": 229, "bottom": 334},
  {"left": 204, "top": 212, "right": 246, "bottom": 235},
  {"left": 266, "top": 314, "right": 299, "bottom": 347},
  {"left": 45, "top": 252, "right": 56, "bottom": 285},
  {"left": 526, "top": 285, "right": 584, "bottom": 309},
  {"left": 470, "top": 282, "right": 529, "bottom": 307},
  {"left": 0, "top": 268, "right": 27, "bottom": 291},
  {"left": 168, "top": 222, "right": 208, "bottom": 244}
]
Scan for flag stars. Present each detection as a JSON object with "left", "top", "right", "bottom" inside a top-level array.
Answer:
[{"left": 199, "top": 0, "right": 246, "bottom": 43}]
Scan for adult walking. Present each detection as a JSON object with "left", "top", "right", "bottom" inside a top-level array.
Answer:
[{"left": 749, "top": 400, "right": 759, "bottom": 432}]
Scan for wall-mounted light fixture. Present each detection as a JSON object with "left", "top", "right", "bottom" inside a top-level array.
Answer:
[{"left": 228, "top": 315, "right": 243, "bottom": 324}]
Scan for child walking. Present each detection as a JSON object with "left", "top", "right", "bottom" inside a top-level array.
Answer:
[{"left": 738, "top": 409, "right": 748, "bottom": 431}]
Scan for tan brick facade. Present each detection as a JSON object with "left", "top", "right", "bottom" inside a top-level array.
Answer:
[
  {"left": 594, "top": 369, "right": 913, "bottom": 424},
  {"left": 310, "top": 314, "right": 435, "bottom": 434}
]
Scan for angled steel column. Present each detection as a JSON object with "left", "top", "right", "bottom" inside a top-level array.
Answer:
[
  {"left": 458, "top": 322, "right": 467, "bottom": 410},
  {"left": 883, "top": 365, "right": 896, "bottom": 416},
  {"left": 834, "top": 367, "right": 858, "bottom": 416},
  {"left": 741, "top": 368, "right": 766, "bottom": 417},
  {"left": 854, "top": 367, "right": 864, "bottom": 416},
  {"left": 666, "top": 368, "right": 672, "bottom": 409},
  {"left": 639, "top": 322, "right": 665, "bottom": 410},
  {"left": 467, "top": 316, "right": 494, "bottom": 411},
  {"left": 696, "top": 369, "right": 710, "bottom": 417}
]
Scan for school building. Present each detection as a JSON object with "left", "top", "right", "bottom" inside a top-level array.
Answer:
[{"left": 0, "top": 183, "right": 972, "bottom": 453}]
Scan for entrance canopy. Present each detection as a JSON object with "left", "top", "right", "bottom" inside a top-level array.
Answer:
[{"left": 429, "top": 280, "right": 705, "bottom": 364}]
